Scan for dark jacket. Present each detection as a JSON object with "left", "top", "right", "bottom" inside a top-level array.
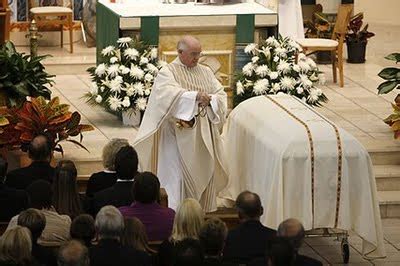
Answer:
[
  {"left": 5, "top": 161, "right": 55, "bottom": 190},
  {"left": 89, "top": 238, "right": 150, "bottom": 266},
  {"left": 223, "top": 220, "right": 276, "bottom": 265},
  {"left": 91, "top": 181, "right": 134, "bottom": 215},
  {"left": 0, "top": 183, "right": 28, "bottom": 222},
  {"left": 32, "top": 242, "right": 57, "bottom": 266},
  {"left": 85, "top": 171, "right": 117, "bottom": 198},
  {"left": 295, "top": 254, "right": 323, "bottom": 266}
]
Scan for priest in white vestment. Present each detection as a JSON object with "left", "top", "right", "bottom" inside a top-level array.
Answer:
[
  {"left": 279, "top": 0, "right": 305, "bottom": 39},
  {"left": 133, "top": 36, "right": 228, "bottom": 211}
]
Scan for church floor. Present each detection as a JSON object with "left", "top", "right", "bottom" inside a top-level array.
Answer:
[{"left": 14, "top": 22, "right": 400, "bottom": 264}]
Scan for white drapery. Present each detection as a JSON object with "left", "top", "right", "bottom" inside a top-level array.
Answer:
[{"left": 278, "top": 0, "right": 305, "bottom": 39}]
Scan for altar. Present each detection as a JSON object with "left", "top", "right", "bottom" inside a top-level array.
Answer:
[{"left": 220, "top": 95, "right": 385, "bottom": 258}]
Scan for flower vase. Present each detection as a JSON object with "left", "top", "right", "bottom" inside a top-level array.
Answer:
[{"left": 122, "top": 110, "right": 141, "bottom": 127}]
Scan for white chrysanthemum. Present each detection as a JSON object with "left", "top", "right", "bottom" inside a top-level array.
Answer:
[
  {"left": 95, "top": 63, "right": 107, "bottom": 76},
  {"left": 158, "top": 60, "right": 168, "bottom": 68},
  {"left": 273, "top": 56, "right": 280, "bottom": 62},
  {"left": 119, "top": 65, "right": 130, "bottom": 75},
  {"left": 107, "top": 64, "right": 120, "bottom": 77},
  {"left": 293, "top": 64, "right": 301, "bottom": 72},
  {"left": 122, "top": 96, "right": 131, "bottom": 107},
  {"left": 136, "top": 97, "right": 148, "bottom": 110},
  {"left": 144, "top": 73, "right": 153, "bottom": 82},
  {"left": 110, "top": 76, "right": 123, "bottom": 93},
  {"left": 318, "top": 74, "right": 326, "bottom": 85},
  {"left": 253, "top": 79, "right": 269, "bottom": 95},
  {"left": 146, "top": 63, "right": 159, "bottom": 74},
  {"left": 270, "top": 83, "right": 281, "bottom": 93},
  {"left": 298, "top": 53, "right": 307, "bottom": 61},
  {"left": 280, "top": 76, "right": 296, "bottom": 91},
  {"left": 298, "top": 61, "right": 311, "bottom": 72},
  {"left": 144, "top": 89, "right": 151, "bottom": 96},
  {"left": 255, "top": 65, "right": 269, "bottom": 78},
  {"left": 130, "top": 65, "right": 145, "bottom": 79},
  {"left": 244, "top": 43, "right": 257, "bottom": 54},
  {"left": 308, "top": 89, "right": 321, "bottom": 102},
  {"left": 90, "top": 83, "right": 98, "bottom": 95},
  {"left": 242, "top": 62, "right": 255, "bottom": 77},
  {"left": 265, "top": 37, "right": 279, "bottom": 47},
  {"left": 299, "top": 74, "right": 313, "bottom": 88},
  {"left": 288, "top": 40, "right": 301, "bottom": 51},
  {"left": 117, "top": 37, "right": 132, "bottom": 48},
  {"left": 101, "top": 46, "right": 115, "bottom": 56},
  {"left": 126, "top": 84, "right": 135, "bottom": 96},
  {"left": 110, "top": 56, "right": 119, "bottom": 64},
  {"left": 277, "top": 61, "right": 291, "bottom": 74},
  {"left": 95, "top": 95, "right": 102, "bottom": 103},
  {"left": 269, "top": 71, "right": 279, "bottom": 80},
  {"left": 150, "top": 48, "right": 158, "bottom": 59},
  {"left": 140, "top": 57, "right": 149, "bottom": 65},
  {"left": 252, "top": 56, "right": 259, "bottom": 63},
  {"left": 124, "top": 48, "right": 139, "bottom": 60},
  {"left": 275, "top": 47, "right": 287, "bottom": 58},
  {"left": 236, "top": 81, "right": 244, "bottom": 95},
  {"left": 108, "top": 95, "right": 122, "bottom": 111},
  {"left": 133, "top": 82, "right": 144, "bottom": 96},
  {"left": 306, "top": 58, "right": 317, "bottom": 69},
  {"left": 296, "top": 87, "right": 304, "bottom": 94}
]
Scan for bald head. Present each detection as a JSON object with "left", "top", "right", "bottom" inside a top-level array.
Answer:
[
  {"left": 277, "top": 218, "right": 305, "bottom": 250},
  {"left": 235, "top": 191, "right": 263, "bottom": 220},
  {"left": 28, "top": 135, "right": 52, "bottom": 161},
  {"left": 58, "top": 240, "right": 89, "bottom": 266},
  {"left": 177, "top": 36, "right": 202, "bottom": 67}
]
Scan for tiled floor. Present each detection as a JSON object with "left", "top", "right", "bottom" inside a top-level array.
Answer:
[{"left": 13, "top": 22, "right": 400, "bottom": 264}]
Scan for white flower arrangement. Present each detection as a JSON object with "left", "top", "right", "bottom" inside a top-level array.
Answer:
[
  {"left": 86, "top": 37, "right": 165, "bottom": 115},
  {"left": 234, "top": 36, "right": 327, "bottom": 107}
]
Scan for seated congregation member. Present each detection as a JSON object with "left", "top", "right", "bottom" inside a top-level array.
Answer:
[
  {"left": 70, "top": 214, "right": 96, "bottom": 248},
  {"left": 7, "top": 180, "right": 71, "bottom": 247},
  {"left": 0, "top": 158, "right": 28, "bottom": 222},
  {"left": 223, "top": 191, "right": 276, "bottom": 265},
  {"left": 267, "top": 238, "right": 296, "bottom": 266},
  {"left": 0, "top": 225, "right": 38, "bottom": 266},
  {"left": 17, "top": 209, "right": 57, "bottom": 266},
  {"left": 53, "top": 160, "right": 88, "bottom": 218},
  {"left": 277, "top": 218, "right": 322, "bottom": 266},
  {"left": 90, "top": 206, "right": 150, "bottom": 266},
  {"left": 5, "top": 135, "right": 55, "bottom": 190},
  {"left": 92, "top": 145, "right": 138, "bottom": 215},
  {"left": 86, "top": 138, "right": 129, "bottom": 198},
  {"left": 158, "top": 198, "right": 204, "bottom": 266},
  {"left": 119, "top": 172, "right": 175, "bottom": 241},
  {"left": 58, "top": 240, "right": 89, "bottom": 266},
  {"left": 199, "top": 217, "right": 227, "bottom": 266},
  {"left": 122, "top": 218, "right": 155, "bottom": 254},
  {"left": 174, "top": 239, "right": 204, "bottom": 266}
]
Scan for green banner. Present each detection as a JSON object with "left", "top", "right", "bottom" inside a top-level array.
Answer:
[
  {"left": 141, "top": 17, "right": 160, "bottom": 46},
  {"left": 236, "top": 14, "right": 255, "bottom": 45}
]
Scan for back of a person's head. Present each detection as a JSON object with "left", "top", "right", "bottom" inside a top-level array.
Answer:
[
  {"left": 132, "top": 172, "right": 160, "bottom": 204},
  {"left": 17, "top": 208, "right": 46, "bottom": 242},
  {"left": 199, "top": 217, "right": 227, "bottom": 256},
  {"left": 171, "top": 198, "right": 204, "bottom": 242},
  {"left": 57, "top": 240, "right": 89, "bottom": 266},
  {"left": 0, "top": 225, "right": 32, "bottom": 264},
  {"left": 0, "top": 157, "right": 8, "bottom": 182},
  {"left": 28, "top": 134, "right": 52, "bottom": 161},
  {"left": 122, "top": 217, "right": 151, "bottom": 253},
  {"left": 267, "top": 238, "right": 296, "bottom": 266},
  {"left": 70, "top": 214, "right": 95, "bottom": 247},
  {"left": 95, "top": 205, "right": 124, "bottom": 240},
  {"left": 114, "top": 145, "right": 138, "bottom": 180},
  {"left": 53, "top": 160, "right": 81, "bottom": 218},
  {"left": 173, "top": 238, "right": 203, "bottom": 266},
  {"left": 236, "top": 190, "right": 263, "bottom": 220},
  {"left": 277, "top": 218, "right": 305, "bottom": 250},
  {"left": 102, "top": 138, "right": 129, "bottom": 171},
  {"left": 26, "top": 180, "right": 53, "bottom": 209}
]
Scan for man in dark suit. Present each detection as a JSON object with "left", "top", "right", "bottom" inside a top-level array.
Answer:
[
  {"left": 91, "top": 145, "right": 138, "bottom": 215},
  {"left": 89, "top": 206, "right": 150, "bottom": 266},
  {"left": 277, "top": 218, "right": 323, "bottom": 266},
  {"left": 5, "top": 134, "right": 55, "bottom": 190},
  {"left": 223, "top": 191, "right": 276, "bottom": 265},
  {"left": 0, "top": 158, "right": 28, "bottom": 222}
]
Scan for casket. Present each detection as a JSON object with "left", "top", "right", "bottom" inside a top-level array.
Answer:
[{"left": 219, "top": 94, "right": 385, "bottom": 258}]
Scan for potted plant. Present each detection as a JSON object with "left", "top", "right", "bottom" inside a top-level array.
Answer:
[
  {"left": 0, "top": 41, "right": 54, "bottom": 107},
  {"left": 0, "top": 96, "right": 95, "bottom": 156},
  {"left": 85, "top": 37, "right": 166, "bottom": 127},
  {"left": 234, "top": 36, "right": 327, "bottom": 107},
  {"left": 345, "top": 13, "right": 375, "bottom": 63}
]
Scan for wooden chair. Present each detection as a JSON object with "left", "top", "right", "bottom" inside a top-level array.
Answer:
[
  {"left": 0, "top": 0, "right": 11, "bottom": 45},
  {"left": 28, "top": 0, "right": 74, "bottom": 53},
  {"left": 296, "top": 4, "right": 353, "bottom": 87}
]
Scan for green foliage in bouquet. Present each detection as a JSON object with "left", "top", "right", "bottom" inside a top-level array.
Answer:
[
  {"left": 85, "top": 37, "right": 166, "bottom": 116},
  {"left": 234, "top": 36, "right": 328, "bottom": 107},
  {"left": 0, "top": 41, "right": 54, "bottom": 108}
]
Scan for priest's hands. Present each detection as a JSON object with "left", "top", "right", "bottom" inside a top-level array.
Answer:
[{"left": 196, "top": 92, "right": 211, "bottom": 107}]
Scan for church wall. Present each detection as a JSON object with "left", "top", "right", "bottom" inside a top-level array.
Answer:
[{"left": 354, "top": 0, "right": 400, "bottom": 26}]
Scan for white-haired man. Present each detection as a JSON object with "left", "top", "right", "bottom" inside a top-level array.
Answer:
[{"left": 133, "top": 36, "right": 228, "bottom": 211}]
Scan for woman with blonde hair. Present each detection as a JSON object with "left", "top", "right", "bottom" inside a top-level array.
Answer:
[
  {"left": 0, "top": 226, "right": 35, "bottom": 266},
  {"left": 158, "top": 198, "right": 204, "bottom": 266}
]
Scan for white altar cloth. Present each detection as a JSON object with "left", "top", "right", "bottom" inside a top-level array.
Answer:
[{"left": 220, "top": 95, "right": 385, "bottom": 258}]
